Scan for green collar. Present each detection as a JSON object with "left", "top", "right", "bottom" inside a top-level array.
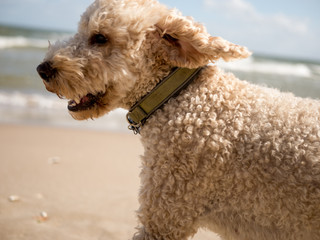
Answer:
[{"left": 126, "top": 67, "right": 203, "bottom": 134}]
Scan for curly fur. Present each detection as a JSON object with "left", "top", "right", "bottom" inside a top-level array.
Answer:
[{"left": 38, "top": 0, "right": 320, "bottom": 239}]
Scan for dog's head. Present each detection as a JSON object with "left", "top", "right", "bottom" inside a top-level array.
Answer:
[{"left": 37, "top": 0, "right": 250, "bottom": 120}]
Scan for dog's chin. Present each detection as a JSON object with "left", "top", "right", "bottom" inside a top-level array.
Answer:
[
  {"left": 69, "top": 107, "right": 103, "bottom": 120},
  {"left": 68, "top": 103, "right": 108, "bottom": 120}
]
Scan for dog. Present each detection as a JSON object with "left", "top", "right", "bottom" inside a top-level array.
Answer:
[{"left": 37, "top": 0, "right": 320, "bottom": 239}]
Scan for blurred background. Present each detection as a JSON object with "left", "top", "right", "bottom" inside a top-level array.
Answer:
[
  {"left": 0, "top": 0, "right": 319, "bottom": 131},
  {"left": 0, "top": 2, "right": 319, "bottom": 240}
]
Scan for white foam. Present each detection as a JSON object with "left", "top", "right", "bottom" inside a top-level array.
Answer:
[
  {"left": 0, "top": 91, "right": 129, "bottom": 132},
  {"left": 0, "top": 36, "right": 49, "bottom": 49},
  {"left": 217, "top": 57, "right": 312, "bottom": 78},
  {"left": 0, "top": 91, "right": 65, "bottom": 109}
]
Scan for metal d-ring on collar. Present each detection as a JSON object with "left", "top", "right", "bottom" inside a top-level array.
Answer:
[{"left": 126, "top": 67, "right": 203, "bottom": 134}]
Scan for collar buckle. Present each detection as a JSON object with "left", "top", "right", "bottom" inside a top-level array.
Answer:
[{"left": 126, "top": 113, "right": 142, "bottom": 135}]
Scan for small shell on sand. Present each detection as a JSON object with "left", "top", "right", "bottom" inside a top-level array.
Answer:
[
  {"left": 36, "top": 211, "right": 49, "bottom": 222},
  {"left": 48, "top": 156, "right": 61, "bottom": 164},
  {"left": 8, "top": 195, "right": 20, "bottom": 202},
  {"left": 35, "top": 193, "right": 44, "bottom": 199}
]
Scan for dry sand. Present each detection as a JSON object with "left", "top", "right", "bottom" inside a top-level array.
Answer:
[{"left": 0, "top": 124, "right": 220, "bottom": 240}]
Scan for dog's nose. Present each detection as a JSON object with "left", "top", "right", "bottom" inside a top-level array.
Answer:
[{"left": 37, "top": 61, "right": 56, "bottom": 82}]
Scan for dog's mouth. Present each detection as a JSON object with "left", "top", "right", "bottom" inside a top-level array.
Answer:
[{"left": 67, "top": 92, "right": 105, "bottom": 112}]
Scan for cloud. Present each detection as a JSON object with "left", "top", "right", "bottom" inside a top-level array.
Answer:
[
  {"left": 271, "top": 14, "right": 308, "bottom": 34},
  {"left": 204, "top": 0, "right": 256, "bottom": 18},
  {"left": 203, "top": 0, "right": 308, "bottom": 35},
  {"left": 201, "top": 0, "right": 320, "bottom": 60}
]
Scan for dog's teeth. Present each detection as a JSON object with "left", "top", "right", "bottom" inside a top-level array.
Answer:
[
  {"left": 69, "top": 101, "right": 77, "bottom": 107},
  {"left": 74, "top": 98, "right": 81, "bottom": 104}
]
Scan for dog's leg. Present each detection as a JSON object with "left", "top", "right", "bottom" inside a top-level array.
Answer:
[
  {"left": 133, "top": 225, "right": 195, "bottom": 240},
  {"left": 132, "top": 176, "right": 201, "bottom": 239},
  {"left": 132, "top": 204, "right": 198, "bottom": 240}
]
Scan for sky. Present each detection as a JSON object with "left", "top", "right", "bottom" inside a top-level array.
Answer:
[{"left": 0, "top": 0, "right": 319, "bottom": 61}]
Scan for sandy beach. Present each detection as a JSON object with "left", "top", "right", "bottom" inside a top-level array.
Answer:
[{"left": 0, "top": 124, "right": 220, "bottom": 240}]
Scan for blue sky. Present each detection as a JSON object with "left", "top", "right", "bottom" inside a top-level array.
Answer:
[{"left": 0, "top": 0, "right": 319, "bottom": 61}]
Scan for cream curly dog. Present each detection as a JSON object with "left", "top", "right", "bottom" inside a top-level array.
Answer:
[{"left": 37, "top": 0, "right": 320, "bottom": 239}]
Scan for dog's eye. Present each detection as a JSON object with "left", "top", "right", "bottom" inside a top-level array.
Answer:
[
  {"left": 90, "top": 34, "right": 109, "bottom": 45},
  {"left": 162, "top": 34, "right": 179, "bottom": 45}
]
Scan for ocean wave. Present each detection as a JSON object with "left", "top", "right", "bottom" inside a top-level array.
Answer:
[
  {"left": 0, "top": 91, "right": 65, "bottom": 109},
  {"left": 0, "top": 32, "right": 73, "bottom": 49},
  {"left": 217, "top": 57, "right": 312, "bottom": 78},
  {"left": 0, "top": 91, "right": 128, "bottom": 132},
  {"left": 310, "top": 64, "right": 320, "bottom": 77},
  {"left": 0, "top": 36, "right": 49, "bottom": 49}
]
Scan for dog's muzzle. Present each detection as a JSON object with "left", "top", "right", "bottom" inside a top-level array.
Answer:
[{"left": 37, "top": 61, "right": 56, "bottom": 82}]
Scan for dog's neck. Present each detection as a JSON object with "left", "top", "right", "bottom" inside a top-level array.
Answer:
[
  {"left": 122, "top": 64, "right": 172, "bottom": 108},
  {"left": 126, "top": 67, "right": 203, "bottom": 134}
]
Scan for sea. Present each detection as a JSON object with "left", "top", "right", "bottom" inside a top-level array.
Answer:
[{"left": 1, "top": 24, "right": 320, "bottom": 133}]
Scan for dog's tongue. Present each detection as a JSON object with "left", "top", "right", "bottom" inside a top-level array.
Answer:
[
  {"left": 80, "top": 95, "right": 90, "bottom": 104},
  {"left": 68, "top": 94, "right": 95, "bottom": 112}
]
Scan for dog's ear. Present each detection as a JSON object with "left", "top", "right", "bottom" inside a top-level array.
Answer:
[{"left": 156, "top": 11, "right": 251, "bottom": 68}]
